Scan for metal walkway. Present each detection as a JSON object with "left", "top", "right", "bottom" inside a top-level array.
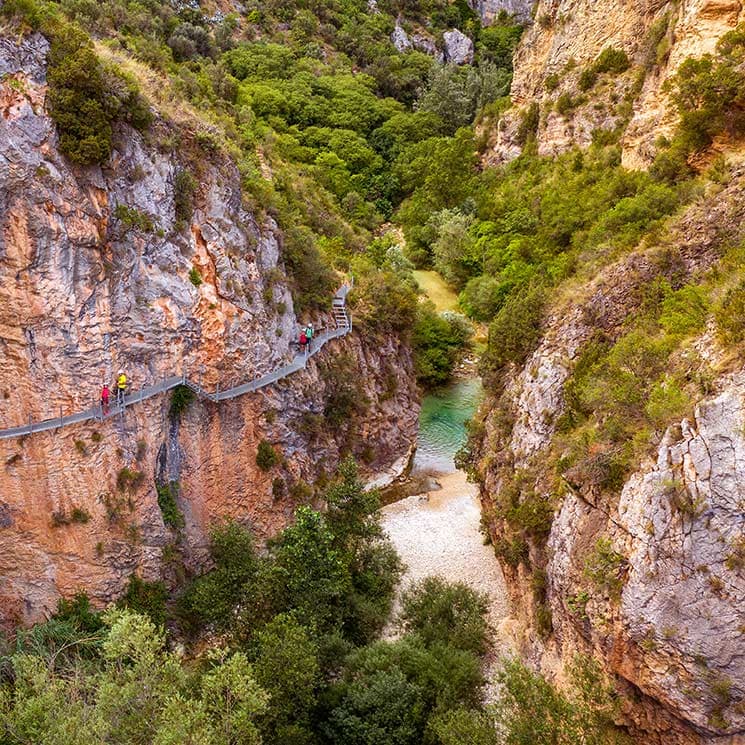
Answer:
[{"left": 0, "top": 284, "right": 353, "bottom": 440}]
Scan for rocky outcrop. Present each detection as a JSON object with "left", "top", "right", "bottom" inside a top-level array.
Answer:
[
  {"left": 542, "top": 376, "right": 745, "bottom": 742},
  {"left": 486, "top": 0, "right": 745, "bottom": 167},
  {"left": 391, "top": 22, "right": 412, "bottom": 53},
  {"left": 411, "top": 32, "right": 442, "bottom": 61},
  {"left": 443, "top": 28, "right": 475, "bottom": 65},
  {"left": 467, "top": 0, "right": 532, "bottom": 24},
  {"left": 475, "top": 169, "right": 745, "bottom": 742},
  {"left": 0, "top": 33, "right": 419, "bottom": 627}
]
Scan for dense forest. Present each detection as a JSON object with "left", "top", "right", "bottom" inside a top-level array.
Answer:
[{"left": 0, "top": 461, "right": 629, "bottom": 744}]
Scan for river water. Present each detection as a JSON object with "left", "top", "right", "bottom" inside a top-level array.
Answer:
[
  {"left": 381, "top": 378, "right": 514, "bottom": 664},
  {"left": 411, "top": 377, "right": 483, "bottom": 473}
]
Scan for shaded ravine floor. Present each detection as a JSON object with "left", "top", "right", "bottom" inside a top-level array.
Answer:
[{"left": 381, "top": 469, "right": 517, "bottom": 695}]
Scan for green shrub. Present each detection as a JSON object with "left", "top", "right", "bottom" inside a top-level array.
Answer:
[
  {"left": 117, "top": 574, "right": 168, "bottom": 626},
  {"left": 578, "top": 67, "right": 597, "bottom": 91},
  {"left": 156, "top": 481, "right": 184, "bottom": 529},
  {"left": 555, "top": 92, "right": 576, "bottom": 116},
  {"left": 116, "top": 467, "right": 145, "bottom": 492},
  {"left": 653, "top": 46, "right": 745, "bottom": 178},
  {"left": 594, "top": 47, "right": 631, "bottom": 75},
  {"left": 188, "top": 266, "right": 203, "bottom": 286},
  {"left": 429, "top": 709, "right": 496, "bottom": 745},
  {"left": 493, "top": 657, "right": 631, "bottom": 744},
  {"left": 643, "top": 14, "right": 672, "bottom": 70},
  {"left": 54, "top": 592, "right": 104, "bottom": 633},
  {"left": 174, "top": 169, "right": 197, "bottom": 223},
  {"left": 659, "top": 285, "right": 709, "bottom": 337},
  {"left": 579, "top": 47, "right": 629, "bottom": 93},
  {"left": 493, "top": 536, "right": 529, "bottom": 568},
  {"left": 271, "top": 477, "right": 286, "bottom": 499},
  {"left": 169, "top": 384, "right": 195, "bottom": 418},
  {"left": 44, "top": 21, "right": 151, "bottom": 165},
  {"left": 70, "top": 507, "right": 91, "bottom": 524},
  {"left": 114, "top": 204, "right": 154, "bottom": 232},
  {"left": 544, "top": 73, "right": 560, "bottom": 92},
  {"left": 583, "top": 538, "right": 626, "bottom": 598},
  {"left": 516, "top": 102, "right": 539, "bottom": 145},
  {"left": 506, "top": 489, "right": 554, "bottom": 539},
  {"left": 481, "top": 285, "right": 545, "bottom": 378},
  {"left": 715, "top": 280, "right": 745, "bottom": 346},
  {"left": 644, "top": 377, "right": 689, "bottom": 429},
  {"left": 256, "top": 439, "right": 279, "bottom": 471},
  {"left": 321, "top": 353, "right": 370, "bottom": 427},
  {"left": 398, "top": 577, "right": 490, "bottom": 655}
]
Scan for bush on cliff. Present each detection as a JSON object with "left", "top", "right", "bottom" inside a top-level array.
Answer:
[
  {"left": 45, "top": 21, "right": 151, "bottom": 164},
  {"left": 493, "top": 656, "right": 632, "bottom": 745},
  {"left": 2, "top": 0, "right": 150, "bottom": 164}
]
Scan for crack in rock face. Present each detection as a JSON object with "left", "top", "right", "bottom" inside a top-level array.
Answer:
[
  {"left": 612, "top": 376, "right": 745, "bottom": 735},
  {"left": 0, "top": 32, "right": 420, "bottom": 629},
  {"left": 546, "top": 375, "right": 745, "bottom": 739}
]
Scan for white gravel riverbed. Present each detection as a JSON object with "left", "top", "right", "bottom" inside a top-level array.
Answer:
[{"left": 381, "top": 470, "right": 516, "bottom": 665}]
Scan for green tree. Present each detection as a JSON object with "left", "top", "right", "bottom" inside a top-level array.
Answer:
[
  {"left": 266, "top": 507, "right": 353, "bottom": 633},
  {"left": 178, "top": 520, "right": 259, "bottom": 631},
  {"left": 432, "top": 210, "right": 479, "bottom": 289},
  {"left": 253, "top": 614, "right": 320, "bottom": 742},
  {"left": 325, "top": 668, "right": 425, "bottom": 745},
  {"left": 200, "top": 648, "right": 268, "bottom": 745},
  {"left": 398, "top": 577, "right": 490, "bottom": 655}
]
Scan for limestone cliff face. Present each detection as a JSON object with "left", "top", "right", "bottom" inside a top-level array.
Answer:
[
  {"left": 0, "top": 33, "right": 419, "bottom": 627},
  {"left": 467, "top": 0, "right": 533, "bottom": 24},
  {"left": 475, "top": 170, "right": 745, "bottom": 743},
  {"left": 488, "top": 0, "right": 745, "bottom": 167}
]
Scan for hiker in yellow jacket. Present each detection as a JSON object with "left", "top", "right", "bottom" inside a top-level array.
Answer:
[{"left": 116, "top": 371, "right": 127, "bottom": 405}]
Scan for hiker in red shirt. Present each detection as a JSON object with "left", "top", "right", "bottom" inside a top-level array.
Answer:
[
  {"left": 299, "top": 330, "right": 308, "bottom": 354},
  {"left": 101, "top": 384, "right": 110, "bottom": 416}
]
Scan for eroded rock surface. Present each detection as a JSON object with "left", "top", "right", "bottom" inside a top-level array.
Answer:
[
  {"left": 0, "top": 33, "right": 419, "bottom": 627},
  {"left": 476, "top": 171, "right": 745, "bottom": 742},
  {"left": 391, "top": 22, "right": 412, "bottom": 52},
  {"left": 486, "top": 0, "right": 745, "bottom": 167},
  {"left": 443, "top": 28, "right": 475, "bottom": 65},
  {"left": 467, "top": 0, "right": 532, "bottom": 23}
]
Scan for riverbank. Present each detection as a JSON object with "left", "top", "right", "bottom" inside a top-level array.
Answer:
[{"left": 381, "top": 470, "right": 517, "bottom": 687}]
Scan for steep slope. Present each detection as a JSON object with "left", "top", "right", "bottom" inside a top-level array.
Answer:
[
  {"left": 0, "top": 31, "right": 418, "bottom": 628},
  {"left": 473, "top": 163, "right": 745, "bottom": 741},
  {"left": 488, "top": 0, "right": 745, "bottom": 167}
]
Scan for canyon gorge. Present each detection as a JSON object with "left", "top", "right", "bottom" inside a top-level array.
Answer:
[{"left": 1, "top": 0, "right": 745, "bottom": 742}]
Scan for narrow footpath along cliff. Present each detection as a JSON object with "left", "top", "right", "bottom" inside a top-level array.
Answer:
[{"left": 0, "top": 32, "right": 419, "bottom": 628}]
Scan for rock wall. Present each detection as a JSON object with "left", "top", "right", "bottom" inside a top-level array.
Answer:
[
  {"left": 0, "top": 33, "right": 419, "bottom": 627},
  {"left": 475, "top": 169, "right": 745, "bottom": 743},
  {"left": 468, "top": 0, "right": 533, "bottom": 24},
  {"left": 487, "top": 0, "right": 745, "bottom": 167}
]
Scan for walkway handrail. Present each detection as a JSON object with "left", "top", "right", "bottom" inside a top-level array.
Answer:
[{"left": 0, "top": 283, "right": 352, "bottom": 440}]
